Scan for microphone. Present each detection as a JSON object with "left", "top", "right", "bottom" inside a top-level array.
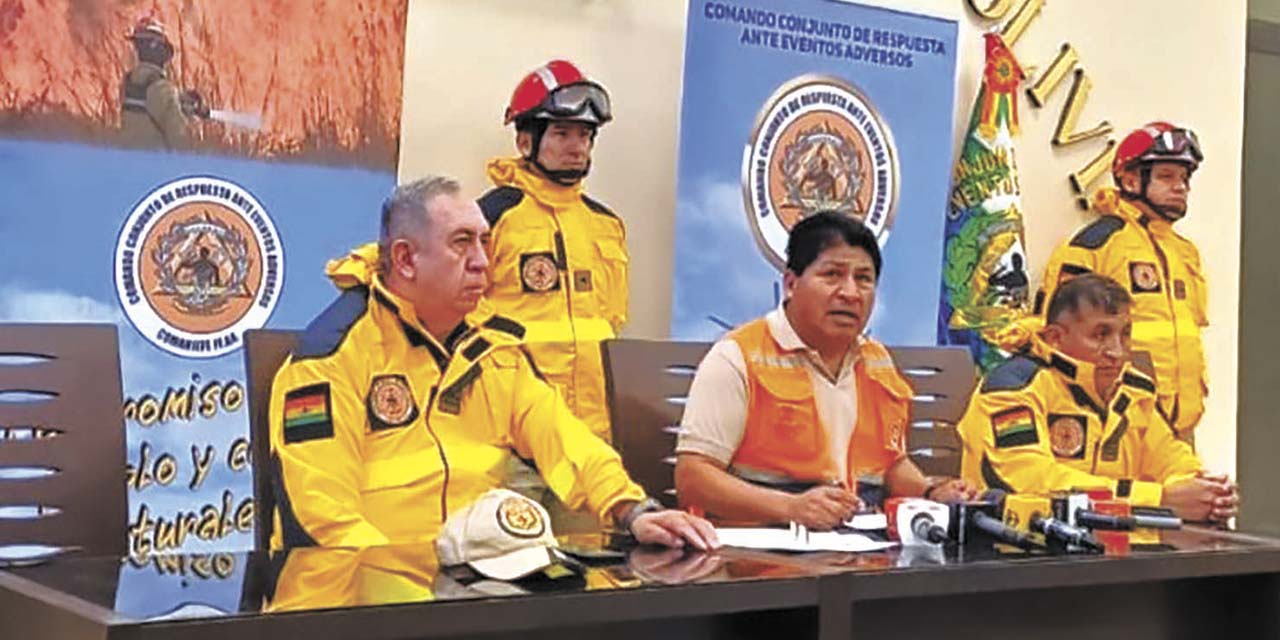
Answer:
[
  {"left": 956, "top": 490, "right": 1040, "bottom": 551},
  {"left": 912, "top": 513, "right": 950, "bottom": 544},
  {"left": 1030, "top": 514, "right": 1105, "bottom": 553},
  {"left": 1070, "top": 497, "right": 1183, "bottom": 531},
  {"left": 885, "top": 498, "right": 950, "bottom": 545},
  {"left": 969, "top": 510, "right": 1039, "bottom": 550},
  {"left": 1074, "top": 510, "right": 1136, "bottom": 531},
  {"left": 1128, "top": 506, "right": 1184, "bottom": 530}
]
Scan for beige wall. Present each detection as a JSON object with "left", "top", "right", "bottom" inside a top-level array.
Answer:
[{"left": 400, "top": 0, "right": 1245, "bottom": 475}]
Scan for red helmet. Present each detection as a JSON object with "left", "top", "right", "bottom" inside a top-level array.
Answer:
[
  {"left": 503, "top": 60, "right": 612, "bottom": 127},
  {"left": 1112, "top": 122, "right": 1202, "bottom": 176}
]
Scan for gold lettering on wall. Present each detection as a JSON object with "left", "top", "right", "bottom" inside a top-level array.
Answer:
[
  {"left": 1000, "top": 0, "right": 1045, "bottom": 46},
  {"left": 966, "top": 0, "right": 1015, "bottom": 19},
  {"left": 1027, "top": 43, "right": 1078, "bottom": 107},
  {"left": 1052, "top": 70, "right": 1113, "bottom": 146},
  {"left": 967, "top": 0, "right": 1117, "bottom": 210},
  {"left": 1069, "top": 140, "right": 1117, "bottom": 209}
]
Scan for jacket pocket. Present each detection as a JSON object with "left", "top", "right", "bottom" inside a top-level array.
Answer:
[
  {"left": 1182, "top": 261, "right": 1208, "bottom": 327},
  {"left": 593, "top": 238, "right": 629, "bottom": 322},
  {"left": 752, "top": 371, "right": 825, "bottom": 460}
]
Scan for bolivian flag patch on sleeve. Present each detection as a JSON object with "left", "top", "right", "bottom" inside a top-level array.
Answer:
[
  {"left": 283, "top": 383, "right": 333, "bottom": 444},
  {"left": 991, "top": 406, "right": 1038, "bottom": 448}
]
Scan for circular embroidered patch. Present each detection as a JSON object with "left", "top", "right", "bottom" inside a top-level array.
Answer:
[
  {"left": 1131, "top": 262, "right": 1160, "bottom": 292},
  {"left": 1049, "top": 415, "right": 1085, "bottom": 458},
  {"left": 521, "top": 254, "right": 559, "bottom": 292},
  {"left": 496, "top": 496, "right": 546, "bottom": 539},
  {"left": 369, "top": 375, "right": 415, "bottom": 427}
]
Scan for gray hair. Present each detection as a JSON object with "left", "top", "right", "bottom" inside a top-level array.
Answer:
[{"left": 378, "top": 175, "right": 462, "bottom": 274}]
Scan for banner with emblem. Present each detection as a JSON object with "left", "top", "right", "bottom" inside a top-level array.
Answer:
[
  {"left": 670, "top": 0, "right": 958, "bottom": 343},
  {"left": 936, "top": 33, "right": 1030, "bottom": 372},
  {"left": 0, "top": 0, "right": 407, "bottom": 558}
]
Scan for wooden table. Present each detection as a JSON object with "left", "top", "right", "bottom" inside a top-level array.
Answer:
[{"left": 2, "top": 526, "right": 1278, "bottom": 639}]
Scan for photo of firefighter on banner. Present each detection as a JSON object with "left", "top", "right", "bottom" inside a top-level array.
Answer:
[{"left": 0, "top": 0, "right": 409, "bottom": 564}]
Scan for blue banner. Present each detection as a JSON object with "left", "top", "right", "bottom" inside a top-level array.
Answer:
[
  {"left": 671, "top": 0, "right": 958, "bottom": 343},
  {"left": 0, "top": 0, "right": 406, "bottom": 557}
]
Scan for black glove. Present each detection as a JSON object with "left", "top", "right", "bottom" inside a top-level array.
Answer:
[{"left": 180, "top": 89, "right": 210, "bottom": 118}]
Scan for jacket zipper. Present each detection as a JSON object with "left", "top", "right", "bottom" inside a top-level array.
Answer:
[
  {"left": 421, "top": 384, "right": 450, "bottom": 522},
  {"left": 1143, "top": 225, "right": 1181, "bottom": 401},
  {"left": 552, "top": 223, "right": 581, "bottom": 409}
]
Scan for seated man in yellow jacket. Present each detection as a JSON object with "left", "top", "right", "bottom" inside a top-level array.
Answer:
[
  {"left": 268, "top": 175, "right": 718, "bottom": 551},
  {"left": 675, "top": 212, "right": 975, "bottom": 531},
  {"left": 958, "top": 274, "right": 1237, "bottom": 522}
]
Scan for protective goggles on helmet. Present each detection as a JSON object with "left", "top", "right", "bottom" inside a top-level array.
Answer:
[
  {"left": 537, "top": 82, "right": 612, "bottom": 124},
  {"left": 1149, "top": 128, "right": 1203, "bottom": 164}
]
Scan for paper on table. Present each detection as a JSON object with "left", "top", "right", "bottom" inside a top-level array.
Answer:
[
  {"left": 714, "top": 527, "right": 897, "bottom": 553},
  {"left": 846, "top": 513, "right": 889, "bottom": 530}
]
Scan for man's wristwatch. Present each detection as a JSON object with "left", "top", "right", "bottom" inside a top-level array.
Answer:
[{"left": 619, "top": 498, "right": 664, "bottom": 533}]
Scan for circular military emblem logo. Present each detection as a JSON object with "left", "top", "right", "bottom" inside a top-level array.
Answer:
[
  {"left": 742, "top": 74, "right": 899, "bottom": 269},
  {"left": 496, "top": 496, "right": 546, "bottom": 539},
  {"left": 1131, "top": 262, "right": 1160, "bottom": 292},
  {"left": 521, "top": 254, "right": 559, "bottom": 292},
  {"left": 369, "top": 375, "right": 415, "bottom": 426},
  {"left": 1049, "top": 416, "right": 1086, "bottom": 458},
  {"left": 114, "top": 177, "right": 283, "bottom": 359}
]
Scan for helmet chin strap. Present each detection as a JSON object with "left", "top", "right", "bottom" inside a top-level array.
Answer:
[
  {"left": 1119, "top": 164, "right": 1187, "bottom": 222},
  {"left": 530, "top": 157, "right": 590, "bottom": 185},
  {"left": 523, "top": 119, "right": 594, "bottom": 186}
]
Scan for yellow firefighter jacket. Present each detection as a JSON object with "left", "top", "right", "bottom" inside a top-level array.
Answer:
[
  {"left": 265, "top": 544, "right": 437, "bottom": 613},
  {"left": 957, "top": 334, "right": 1202, "bottom": 507},
  {"left": 1036, "top": 188, "right": 1208, "bottom": 434},
  {"left": 477, "top": 158, "right": 629, "bottom": 441},
  {"left": 268, "top": 244, "right": 645, "bottom": 550}
]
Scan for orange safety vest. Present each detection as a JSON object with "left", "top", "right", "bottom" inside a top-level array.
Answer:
[{"left": 727, "top": 318, "right": 914, "bottom": 486}]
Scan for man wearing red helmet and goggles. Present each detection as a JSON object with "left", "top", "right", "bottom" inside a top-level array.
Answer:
[
  {"left": 1036, "top": 122, "right": 1209, "bottom": 441},
  {"left": 477, "top": 60, "right": 628, "bottom": 444}
]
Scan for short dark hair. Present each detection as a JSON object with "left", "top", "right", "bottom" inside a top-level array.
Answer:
[
  {"left": 1045, "top": 274, "right": 1132, "bottom": 324},
  {"left": 785, "top": 211, "right": 882, "bottom": 278}
]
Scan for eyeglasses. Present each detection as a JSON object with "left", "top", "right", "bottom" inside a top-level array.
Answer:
[{"left": 543, "top": 82, "right": 612, "bottom": 122}]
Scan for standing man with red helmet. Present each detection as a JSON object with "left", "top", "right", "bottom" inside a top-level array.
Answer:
[
  {"left": 477, "top": 60, "right": 626, "bottom": 443},
  {"left": 120, "top": 17, "right": 208, "bottom": 150},
  {"left": 1037, "top": 122, "right": 1208, "bottom": 441}
]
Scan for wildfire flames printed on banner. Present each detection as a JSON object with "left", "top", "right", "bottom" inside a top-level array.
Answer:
[{"left": 0, "top": 0, "right": 406, "bottom": 168}]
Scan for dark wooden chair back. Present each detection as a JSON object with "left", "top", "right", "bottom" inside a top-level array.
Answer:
[
  {"left": 601, "top": 339, "right": 981, "bottom": 504},
  {"left": 0, "top": 323, "right": 127, "bottom": 562},
  {"left": 243, "top": 329, "right": 300, "bottom": 551},
  {"left": 601, "top": 339, "right": 710, "bottom": 508},
  {"left": 888, "top": 346, "right": 978, "bottom": 478}
]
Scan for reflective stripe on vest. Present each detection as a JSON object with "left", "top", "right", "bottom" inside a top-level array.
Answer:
[{"left": 729, "top": 319, "right": 840, "bottom": 485}]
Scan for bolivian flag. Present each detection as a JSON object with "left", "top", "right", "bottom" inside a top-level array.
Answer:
[
  {"left": 991, "top": 406, "right": 1038, "bottom": 448},
  {"left": 283, "top": 383, "right": 332, "bottom": 443},
  {"left": 937, "top": 32, "right": 1030, "bottom": 373}
]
